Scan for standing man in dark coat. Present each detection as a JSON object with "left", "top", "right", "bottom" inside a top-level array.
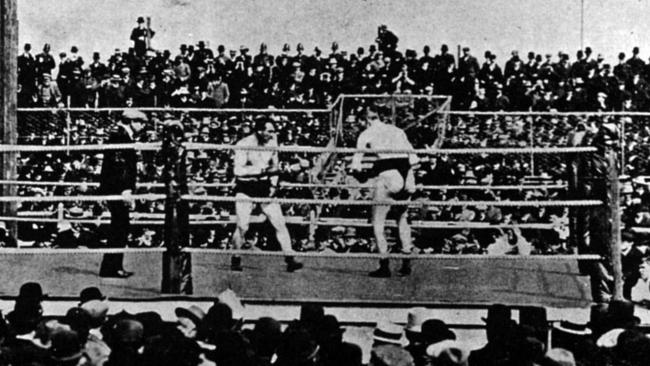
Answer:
[
  {"left": 621, "top": 230, "right": 644, "bottom": 300},
  {"left": 130, "top": 17, "right": 154, "bottom": 58},
  {"left": 35, "top": 43, "right": 55, "bottom": 79},
  {"left": 18, "top": 43, "right": 36, "bottom": 98},
  {"left": 98, "top": 110, "right": 145, "bottom": 278}
]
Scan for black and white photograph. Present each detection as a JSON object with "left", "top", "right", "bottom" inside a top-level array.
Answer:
[{"left": 0, "top": 0, "right": 649, "bottom": 364}]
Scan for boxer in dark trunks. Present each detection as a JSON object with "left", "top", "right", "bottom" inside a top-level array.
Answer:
[
  {"left": 350, "top": 106, "right": 419, "bottom": 277},
  {"left": 230, "top": 116, "right": 303, "bottom": 272}
]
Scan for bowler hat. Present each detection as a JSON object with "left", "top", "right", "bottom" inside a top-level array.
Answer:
[
  {"left": 421, "top": 319, "right": 456, "bottom": 344},
  {"left": 79, "top": 287, "right": 106, "bottom": 305},
  {"left": 18, "top": 282, "right": 47, "bottom": 301},
  {"left": 137, "top": 16, "right": 145, "bottom": 23}
]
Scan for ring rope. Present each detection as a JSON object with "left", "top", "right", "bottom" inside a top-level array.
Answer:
[
  {"left": 0, "top": 194, "right": 165, "bottom": 202},
  {"left": 0, "top": 215, "right": 559, "bottom": 230},
  {"left": 0, "top": 180, "right": 568, "bottom": 191},
  {"left": 0, "top": 248, "right": 166, "bottom": 254},
  {"left": 181, "top": 195, "right": 602, "bottom": 207},
  {"left": 0, "top": 143, "right": 161, "bottom": 152},
  {"left": 0, "top": 143, "right": 597, "bottom": 155},
  {"left": 18, "top": 107, "right": 332, "bottom": 113},
  {"left": 183, "top": 143, "right": 597, "bottom": 155},
  {"left": 447, "top": 110, "right": 650, "bottom": 117},
  {"left": 0, "top": 247, "right": 600, "bottom": 260},
  {"left": 181, "top": 248, "right": 601, "bottom": 260}
]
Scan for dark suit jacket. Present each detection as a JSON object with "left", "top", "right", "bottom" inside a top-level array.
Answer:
[{"left": 99, "top": 123, "right": 137, "bottom": 194}]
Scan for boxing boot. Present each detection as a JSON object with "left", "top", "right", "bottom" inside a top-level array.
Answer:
[
  {"left": 231, "top": 255, "right": 243, "bottom": 271},
  {"left": 397, "top": 259, "right": 412, "bottom": 276},
  {"left": 285, "top": 256, "right": 304, "bottom": 272},
  {"left": 369, "top": 258, "right": 391, "bottom": 278}
]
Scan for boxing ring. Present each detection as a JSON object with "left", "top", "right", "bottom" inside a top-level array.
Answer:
[{"left": 0, "top": 97, "right": 627, "bottom": 309}]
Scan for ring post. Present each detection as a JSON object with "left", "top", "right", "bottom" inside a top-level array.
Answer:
[
  {"left": 0, "top": 0, "right": 18, "bottom": 237},
  {"left": 161, "top": 122, "right": 192, "bottom": 294},
  {"left": 607, "top": 146, "right": 623, "bottom": 300}
]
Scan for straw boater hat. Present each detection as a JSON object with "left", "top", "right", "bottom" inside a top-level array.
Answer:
[{"left": 373, "top": 320, "right": 404, "bottom": 345}]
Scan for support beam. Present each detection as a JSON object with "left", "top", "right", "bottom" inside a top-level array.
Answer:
[
  {"left": 0, "top": 0, "right": 18, "bottom": 236},
  {"left": 607, "top": 148, "right": 623, "bottom": 300}
]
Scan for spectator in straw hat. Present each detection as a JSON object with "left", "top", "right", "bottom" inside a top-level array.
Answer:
[
  {"left": 373, "top": 320, "right": 405, "bottom": 347},
  {"left": 98, "top": 109, "right": 147, "bottom": 278},
  {"left": 175, "top": 305, "right": 205, "bottom": 340}
]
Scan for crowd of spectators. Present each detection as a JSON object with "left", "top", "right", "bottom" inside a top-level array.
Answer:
[
  {"left": 9, "top": 101, "right": 650, "bottom": 254},
  {"left": 0, "top": 281, "right": 649, "bottom": 365},
  {"left": 17, "top": 21, "right": 650, "bottom": 112},
  {"left": 7, "top": 22, "right": 650, "bottom": 253}
]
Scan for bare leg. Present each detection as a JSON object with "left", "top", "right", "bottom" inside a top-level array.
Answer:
[
  {"left": 261, "top": 202, "right": 293, "bottom": 252},
  {"left": 370, "top": 177, "right": 392, "bottom": 277},
  {"left": 262, "top": 202, "right": 303, "bottom": 272},
  {"left": 396, "top": 206, "right": 412, "bottom": 253},
  {"left": 231, "top": 194, "right": 253, "bottom": 271},
  {"left": 396, "top": 206, "right": 413, "bottom": 276}
]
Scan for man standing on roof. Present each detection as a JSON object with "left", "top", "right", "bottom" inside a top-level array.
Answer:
[
  {"left": 230, "top": 116, "right": 303, "bottom": 273},
  {"left": 98, "top": 110, "right": 145, "bottom": 278},
  {"left": 130, "top": 17, "right": 155, "bottom": 58},
  {"left": 350, "top": 105, "right": 419, "bottom": 277}
]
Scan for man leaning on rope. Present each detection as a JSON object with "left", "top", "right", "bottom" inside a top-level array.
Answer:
[
  {"left": 350, "top": 105, "right": 418, "bottom": 277},
  {"left": 230, "top": 116, "right": 303, "bottom": 272}
]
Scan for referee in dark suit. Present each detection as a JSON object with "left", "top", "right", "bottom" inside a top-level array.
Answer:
[{"left": 98, "top": 110, "right": 145, "bottom": 278}]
